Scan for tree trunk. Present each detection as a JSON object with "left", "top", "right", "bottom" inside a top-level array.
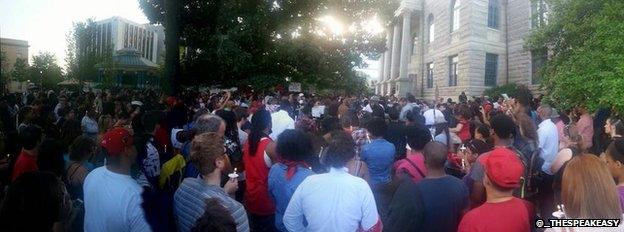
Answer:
[{"left": 164, "top": 0, "right": 181, "bottom": 95}]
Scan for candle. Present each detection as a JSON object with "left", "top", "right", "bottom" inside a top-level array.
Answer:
[{"left": 228, "top": 168, "right": 239, "bottom": 179}]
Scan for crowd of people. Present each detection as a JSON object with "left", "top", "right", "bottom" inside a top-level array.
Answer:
[{"left": 0, "top": 85, "right": 623, "bottom": 232}]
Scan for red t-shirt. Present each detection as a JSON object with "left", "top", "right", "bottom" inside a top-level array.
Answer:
[
  {"left": 243, "top": 137, "right": 276, "bottom": 215},
  {"left": 458, "top": 119, "right": 471, "bottom": 143},
  {"left": 11, "top": 151, "right": 38, "bottom": 181},
  {"left": 458, "top": 197, "right": 534, "bottom": 232}
]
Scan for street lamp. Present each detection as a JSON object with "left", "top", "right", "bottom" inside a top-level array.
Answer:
[{"left": 39, "top": 70, "right": 43, "bottom": 92}]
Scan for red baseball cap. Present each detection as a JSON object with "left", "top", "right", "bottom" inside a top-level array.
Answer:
[
  {"left": 481, "top": 147, "right": 524, "bottom": 188},
  {"left": 101, "top": 128, "right": 134, "bottom": 156}
]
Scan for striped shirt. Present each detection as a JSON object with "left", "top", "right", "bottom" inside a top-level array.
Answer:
[{"left": 174, "top": 178, "right": 250, "bottom": 232}]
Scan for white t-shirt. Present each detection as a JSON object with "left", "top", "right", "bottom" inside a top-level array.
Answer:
[
  {"left": 270, "top": 110, "right": 295, "bottom": 141},
  {"left": 423, "top": 109, "right": 444, "bottom": 126},
  {"left": 83, "top": 167, "right": 151, "bottom": 232}
]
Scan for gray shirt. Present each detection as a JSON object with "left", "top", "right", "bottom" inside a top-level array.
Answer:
[{"left": 174, "top": 178, "right": 250, "bottom": 232}]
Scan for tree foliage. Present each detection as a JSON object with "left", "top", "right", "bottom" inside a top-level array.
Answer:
[
  {"left": 139, "top": 0, "right": 397, "bottom": 94},
  {"left": 66, "top": 19, "right": 112, "bottom": 82},
  {"left": 526, "top": 0, "right": 624, "bottom": 113},
  {"left": 31, "top": 52, "right": 63, "bottom": 89},
  {"left": 11, "top": 58, "right": 29, "bottom": 82}
]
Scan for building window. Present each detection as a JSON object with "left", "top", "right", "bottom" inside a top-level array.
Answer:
[
  {"left": 485, "top": 53, "right": 498, "bottom": 86},
  {"left": 448, "top": 55, "right": 458, "bottom": 86},
  {"left": 531, "top": 48, "right": 547, "bottom": 84},
  {"left": 427, "top": 14, "right": 435, "bottom": 43},
  {"left": 531, "top": 0, "right": 548, "bottom": 28},
  {"left": 488, "top": 0, "right": 500, "bottom": 29},
  {"left": 451, "top": 0, "right": 461, "bottom": 32},
  {"left": 426, "top": 62, "right": 434, "bottom": 89}
]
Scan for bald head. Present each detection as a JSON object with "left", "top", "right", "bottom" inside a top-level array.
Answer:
[{"left": 423, "top": 141, "right": 448, "bottom": 169}]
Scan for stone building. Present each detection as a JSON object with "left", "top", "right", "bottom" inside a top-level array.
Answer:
[
  {"left": 0, "top": 38, "right": 29, "bottom": 73},
  {"left": 375, "top": 0, "right": 548, "bottom": 100}
]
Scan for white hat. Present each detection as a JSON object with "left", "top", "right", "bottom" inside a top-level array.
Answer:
[
  {"left": 171, "top": 128, "right": 185, "bottom": 149},
  {"left": 131, "top": 101, "right": 143, "bottom": 106}
]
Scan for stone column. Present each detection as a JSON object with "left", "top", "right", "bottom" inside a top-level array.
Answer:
[
  {"left": 378, "top": 53, "right": 385, "bottom": 83},
  {"left": 382, "top": 30, "right": 392, "bottom": 82},
  {"left": 390, "top": 23, "right": 402, "bottom": 80},
  {"left": 399, "top": 11, "right": 412, "bottom": 80}
]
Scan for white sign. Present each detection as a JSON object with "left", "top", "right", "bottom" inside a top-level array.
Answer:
[{"left": 289, "top": 82, "right": 302, "bottom": 92}]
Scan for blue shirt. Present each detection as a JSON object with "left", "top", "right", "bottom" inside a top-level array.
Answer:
[
  {"left": 268, "top": 163, "right": 314, "bottom": 232},
  {"left": 361, "top": 139, "right": 396, "bottom": 186}
]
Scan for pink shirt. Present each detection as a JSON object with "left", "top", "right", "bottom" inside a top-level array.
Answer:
[
  {"left": 393, "top": 151, "right": 427, "bottom": 183},
  {"left": 577, "top": 114, "right": 594, "bottom": 149}
]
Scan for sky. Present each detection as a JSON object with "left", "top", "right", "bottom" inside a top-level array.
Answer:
[
  {"left": 0, "top": 0, "right": 380, "bottom": 80},
  {"left": 0, "top": 0, "right": 149, "bottom": 68}
]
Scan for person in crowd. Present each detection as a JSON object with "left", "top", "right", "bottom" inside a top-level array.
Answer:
[
  {"left": 98, "top": 115, "right": 114, "bottom": 135},
  {"left": 602, "top": 139, "right": 624, "bottom": 212},
  {"left": 546, "top": 154, "right": 624, "bottom": 231},
  {"left": 363, "top": 96, "right": 385, "bottom": 119},
  {"left": 11, "top": 125, "right": 43, "bottom": 182},
  {"left": 270, "top": 100, "right": 295, "bottom": 140},
  {"left": 385, "top": 108, "right": 408, "bottom": 160},
  {"left": 458, "top": 148, "right": 535, "bottom": 232},
  {"left": 474, "top": 124, "right": 493, "bottom": 147},
  {"left": 17, "top": 106, "right": 36, "bottom": 132},
  {"left": 433, "top": 116, "right": 460, "bottom": 149},
  {"left": 393, "top": 125, "right": 431, "bottom": 182},
  {"left": 283, "top": 132, "right": 382, "bottom": 232},
  {"left": 605, "top": 117, "right": 623, "bottom": 149},
  {"left": 83, "top": 127, "right": 151, "bottom": 231},
  {"left": 174, "top": 132, "right": 247, "bottom": 232},
  {"left": 459, "top": 92, "right": 468, "bottom": 104},
  {"left": 399, "top": 94, "right": 418, "bottom": 122},
  {"left": 537, "top": 104, "right": 560, "bottom": 174},
  {"left": 37, "top": 139, "right": 65, "bottom": 178},
  {"left": 190, "top": 198, "right": 238, "bottom": 232},
  {"left": 216, "top": 109, "right": 244, "bottom": 170},
  {"left": 551, "top": 125, "right": 586, "bottom": 200},
  {"left": 360, "top": 118, "right": 395, "bottom": 188},
  {"left": 423, "top": 103, "right": 444, "bottom": 128},
  {"left": 460, "top": 139, "right": 493, "bottom": 192},
  {"left": 55, "top": 107, "right": 75, "bottom": 127},
  {"left": 66, "top": 135, "right": 96, "bottom": 200},
  {"left": 233, "top": 107, "right": 249, "bottom": 144},
  {"left": 469, "top": 114, "right": 518, "bottom": 207},
  {"left": 243, "top": 108, "right": 277, "bottom": 231},
  {"left": 54, "top": 95, "right": 69, "bottom": 122},
  {"left": 134, "top": 111, "right": 164, "bottom": 187},
  {"left": 450, "top": 106, "right": 472, "bottom": 143},
  {"left": 386, "top": 141, "right": 469, "bottom": 232},
  {"left": 575, "top": 106, "right": 594, "bottom": 150},
  {"left": 0, "top": 171, "right": 72, "bottom": 232},
  {"left": 268, "top": 129, "right": 315, "bottom": 232},
  {"left": 81, "top": 107, "right": 99, "bottom": 140}
]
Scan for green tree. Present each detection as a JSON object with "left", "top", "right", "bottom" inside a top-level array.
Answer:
[
  {"left": 30, "top": 52, "right": 63, "bottom": 89},
  {"left": 66, "top": 19, "right": 108, "bottom": 82},
  {"left": 526, "top": 0, "right": 624, "bottom": 113},
  {"left": 11, "top": 58, "right": 30, "bottom": 82},
  {"left": 139, "top": 0, "right": 397, "bottom": 95}
]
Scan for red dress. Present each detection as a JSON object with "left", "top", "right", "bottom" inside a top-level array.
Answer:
[{"left": 243, "top": 137, "right": 276, "bottom": 215}]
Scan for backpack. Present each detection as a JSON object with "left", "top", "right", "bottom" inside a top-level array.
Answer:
[{"left": 509, "top": 138, "right": 545, "bottom": 200}]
